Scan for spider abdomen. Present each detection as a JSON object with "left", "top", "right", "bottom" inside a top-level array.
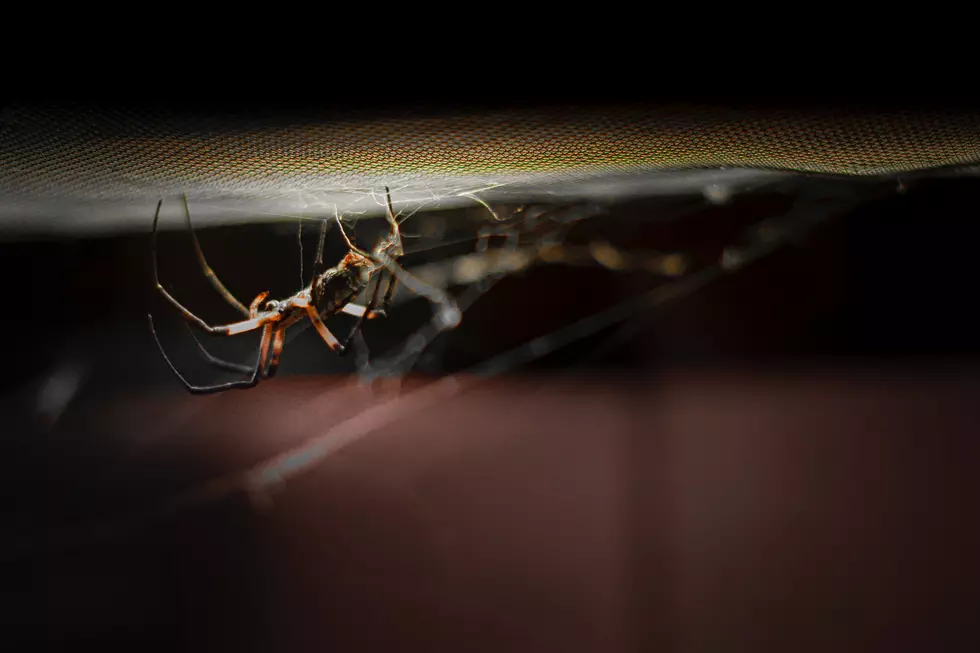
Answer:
[{"left": 312, "top": 266, "right": 365, "bottom": 317}]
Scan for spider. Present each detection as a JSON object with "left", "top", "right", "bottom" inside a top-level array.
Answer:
[{"left": 148, "top": 187, "right": 449, "bottom": 394}]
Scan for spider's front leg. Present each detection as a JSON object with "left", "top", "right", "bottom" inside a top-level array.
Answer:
[
  {"left": 152, "top": 201, "right": 279, "bottom": 337},
  {"left": 178, "top": 194, "right": 251, "bottom": 317},
  {"left": 153, "top": 271, "right": 279, "bottom": 335},
  {"left": 157, "top": 289, "right": 279, "bottom": 335}
]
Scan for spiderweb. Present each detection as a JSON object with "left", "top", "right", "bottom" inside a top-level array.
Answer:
[{"left": 4, "top": 168, "right": 910, "bottom": 556}]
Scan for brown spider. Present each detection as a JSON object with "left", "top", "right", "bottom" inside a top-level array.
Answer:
[{"left": 148, "top": 187, "right": 450, "bottom": 394}]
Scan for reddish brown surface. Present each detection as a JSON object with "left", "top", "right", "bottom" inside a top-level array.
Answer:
[
  {"left": 13, "top": 368, "right": 978, "bottom": 651},
  {"left": 6, "top": 177, "right": 980, "bottom": 650}
]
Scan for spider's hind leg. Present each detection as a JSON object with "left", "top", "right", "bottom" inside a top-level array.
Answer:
[
  {"left": 149, "top": 318, "right": 274, "bottom": 394},
  {"left": 183, "top": 323, "right": 254, "bottom": 375}
]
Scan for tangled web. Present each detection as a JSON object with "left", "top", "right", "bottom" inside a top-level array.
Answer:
[
  {"left": 145, "top": 173, "right": 900, "bottom": 504},
  {"left": 14, "top": 171, "right": 905, "bottom": 553}
]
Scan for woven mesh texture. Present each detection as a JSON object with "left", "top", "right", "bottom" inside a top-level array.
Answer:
[{"left": 3, "top": 104, "right": 980, "bottom": 201}]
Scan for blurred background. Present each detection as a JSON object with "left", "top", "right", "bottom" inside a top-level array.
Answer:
[{"left": 1, "top": 102, "right": 979, "bottom": 651}]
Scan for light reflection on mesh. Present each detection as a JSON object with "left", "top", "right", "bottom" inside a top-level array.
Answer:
[{"left": 3, "top": 105, "right": 980, "bottom": 202}]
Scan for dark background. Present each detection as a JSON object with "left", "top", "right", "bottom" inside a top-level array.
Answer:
[{"left": 1, "top": 166, "right": 979, "bottom": 650}]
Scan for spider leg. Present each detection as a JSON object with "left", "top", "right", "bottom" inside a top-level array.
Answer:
[
  {"left": 149, "top": 317, "right": 274, "bottom": 394},
  {"left": 305, "top": 306, "right": 345, "bottom": 353},
  {"left": 380, "top": 273, "right": 398, "bottom": 315},
  {"left": 334, "top": 207, "right": 372, "bottom": 259},
  {"left": 179, "top": 194, "right": 250, "bottom": 317},
  {"left": 376, "top": 187, "right": 458, "bottom": 328},
  {"left": 383, "top": 186, "right": 405, "bottom": 256},
  {"left": 384, "top": 185, "right": 398, "bottom": 224},
  {"left": 156, "top": 289, "right": 275, "bottom": 335},
  {"left": 184, "top": 323, "right": 254, "bottom": 374},
  {"left": 264, "top": 327, "right": 287, "bottom": 378},
  {"left": 249, "top": 291, "right": 270, "bottom": 318},
  {"left": 367, "top": 186, "right": 402, "bottom": 315},
  {"left": 340, "top": 271, "right": 384, "bottom": 355},
  {"left": 153, "top": 200, "right": 277, "bottom": 335}
]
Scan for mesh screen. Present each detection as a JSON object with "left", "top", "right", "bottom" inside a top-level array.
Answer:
[{"left": 3, "top": 103, "right": 980, "bottom": 203}]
